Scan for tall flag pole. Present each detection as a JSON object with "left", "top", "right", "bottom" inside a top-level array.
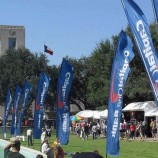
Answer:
[
  {"left": 56, "top": 58, "right": 73, "bottom": 145},
  {"left": 3, "top": 90, "right": 12, "bottom": 138},
  {"left": 122, "top": 0, "right": 158, "bottom": 107},
  {"left": 17, "top": 81, "right": 32, "bottom": 136},
  {"left": 106, "top": 30, "right": 134, "bottom": 156},
  {"left": 11, "top": 85, "right": 22, "bottom": 136},
  {"left": 34, "top": 73, "right": 50, "bottom": 139},
  {"left": 151, "top": 0, "right": 158, "bottom": 23}
]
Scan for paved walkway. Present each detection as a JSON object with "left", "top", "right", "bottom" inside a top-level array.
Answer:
[
  {"left": 123, "top": 137, "right": 158, "bottom": 142},
  {"left": 136, "top": 137, "right": 158, "bottom": 142}
]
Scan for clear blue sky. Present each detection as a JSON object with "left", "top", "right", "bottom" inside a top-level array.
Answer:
[{"left": 0, "top": 0, "right": 154, "bottom": 66}]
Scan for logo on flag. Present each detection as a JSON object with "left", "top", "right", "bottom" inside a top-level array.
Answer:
[{"left": 110, "top": 69, "right": 119, "bottom": 103}]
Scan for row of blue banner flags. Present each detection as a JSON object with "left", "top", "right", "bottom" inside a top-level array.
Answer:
[
  {"left": 3, "top": 82, "right": 32, "bottom": 137},
  {"left": 3, "top": 58, "right": 73, "bottom": 146}
]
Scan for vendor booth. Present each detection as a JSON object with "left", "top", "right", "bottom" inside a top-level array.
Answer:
[
  {"left": 123, "top": 101, "right": 157, "bottom": 121},
  {"left": 123, "top": 101, "right": 158, "bottom": 137}
]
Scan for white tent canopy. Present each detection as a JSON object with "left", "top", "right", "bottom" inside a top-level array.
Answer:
[
  {"left": 100, "top": 109, "right": 108, "bottom": 118},
  {"left": 76, "top": 110, "right": 94, "bottom": 118},
  {"left": 123, "top": 101, "right": 157, "bottom": 113},
  {"left": 76, "top": 109, "right": 108, "bottom": 119},
  {"left": 145, "top": 107, "right": 158, "bottom": 117},
  {"left": 93, "top": 111, "right": 101, "bottom": 119},
  {"left": 122, "top": 102, "right": 139, "bottom": 111}
]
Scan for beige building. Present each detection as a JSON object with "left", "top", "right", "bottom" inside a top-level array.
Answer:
[{"left": 0, "top": 25, "right": 25, "bottom": 56}]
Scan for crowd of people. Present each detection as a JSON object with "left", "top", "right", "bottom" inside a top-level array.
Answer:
[
  {"left": 119, "top": 118, "right": 158, "bottom": 141},
  {"left": 2, "top": 117, "right": 158, "bottom": 158},
  {"left": 71, "top": 118, "right": 158, "bottom": 142},
  {"left": 71, "top": 120, "right": 106, "bottom": 140}
]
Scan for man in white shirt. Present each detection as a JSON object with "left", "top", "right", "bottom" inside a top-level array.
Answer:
[
  {"left": 41, "top": 128, "right": 46, "bottom": 145},
  {"left": 41, "top": 139, "right": 50, "bottom": 154},
  {"left": 27, "top": 128, "right": 33, "bottom": 146}
]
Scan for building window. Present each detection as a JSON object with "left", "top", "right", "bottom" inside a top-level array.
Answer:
[{"left": 8, "top": 38, "right": 16, "bottom": 50}]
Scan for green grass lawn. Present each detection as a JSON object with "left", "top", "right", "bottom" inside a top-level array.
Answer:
[{"left": 20, "top": 134, "right": 158, "bottom": 158}]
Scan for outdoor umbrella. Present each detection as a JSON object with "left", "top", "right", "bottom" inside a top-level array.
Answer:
[{"left": 70, "top": 115, "right": 83, "bottom": 121}]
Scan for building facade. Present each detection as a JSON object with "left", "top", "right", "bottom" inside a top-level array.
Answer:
[{"left": 0, "top": 25, "right": 25, "bottom": 56}]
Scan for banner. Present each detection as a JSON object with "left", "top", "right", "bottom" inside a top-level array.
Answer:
[
  {"left": 11, "top": 85, "right": 22, "bottom": 135},
  {"left": 152, "top": 0, "right": 158, "bottom": 22},
  {"left": 56, "top": 58, "right": 73, "bottom": 145},
  {"left": 3, "top": 90, "right": 12, "bottom": 137},
  {"left": 106, "top": 30, "right": 134, "bottom": 156},
  {"left": 122, "top": 0, "right": 158, "bottom": 107},
  {"left": 17, "top": 81, "right": 32, "bottom": 135},
  {"left": 34, "top": 73, "right": 50, "bottom": 139}
]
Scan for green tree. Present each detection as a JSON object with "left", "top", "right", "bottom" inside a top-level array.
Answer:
[
  {"left": 86, "top": 40, "right": 114, "bottom": 109},
  {"left": 0, "top": 48, "right": 56, "bottom": 108}
]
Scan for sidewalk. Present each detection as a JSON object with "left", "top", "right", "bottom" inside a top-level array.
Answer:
[{"left": 129, "top": 137, "right": 158, "bottom": 142}]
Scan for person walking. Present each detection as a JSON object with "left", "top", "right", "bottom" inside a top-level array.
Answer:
[
  {"left": 4, "top": 137, "right": 25, "bottom": 158},
  {"left": 152, "top": 120, "right": 157, "bottom": 141},
  {"left": 46, "top": 127, "right": 52, "bottom": 141},
  {"left": 84, "top": 123, "right": 89, "bottom": 140},
  {"left": 40, "top": 128, "right": 46, "bottom": 152},
  {"left": 92, "top": 123, "right": 97, "bottom": 139},
  {"left": 75, "top": 124, "right": 81, "bottom": 139},
  {"left": 150, "top": 119, "right": 154, "bottom": 137},
  {"left": 125, "top": 121, "right": 130, "bottom": 140},
  {"left": 139, "top": 121, "right": 145, "bottom": 141},
  {"left": 27, "top": 128, "right": 33, "bottom": 146},
  {"left": 41, "top": 139, "right": 50, "bottom": 154},
  {"left": 41, "top": 128, "right": 46, "bottom": 144},
  {"left": 130, "top": 123, "right": 135, "bottom": 140}
]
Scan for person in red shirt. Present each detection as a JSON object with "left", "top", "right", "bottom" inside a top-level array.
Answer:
[
  {"left": 25, "top": 119, "right": 29, "bottom": 126},
  {"left": 130, "top": 123, "right": 135, "bottom": 139},
  {"left": 80, "top": 121, "right": 85, "bottom": 128}
]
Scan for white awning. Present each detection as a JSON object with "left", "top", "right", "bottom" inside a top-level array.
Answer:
[
  {"left": 100, "top": 109, "right": 108, "bottom": 118},
  {"left": 123, "top": 101, "right": 157, "bottom": 112}
]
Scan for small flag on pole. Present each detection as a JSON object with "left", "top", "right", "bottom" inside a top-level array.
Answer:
[{"left": 44, "top": 45, "right": 53, "bottom": 55}]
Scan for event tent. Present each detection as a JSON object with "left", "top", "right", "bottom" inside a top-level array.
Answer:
[
  {"left": 76, "top": 109, "right": 108, "bottom": 119},
  {"left": 76, "top": 110, "right": 94, "bottom": 118},
  {"left": 122, "top": 101, "right": 157, "bottom": 113}
]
